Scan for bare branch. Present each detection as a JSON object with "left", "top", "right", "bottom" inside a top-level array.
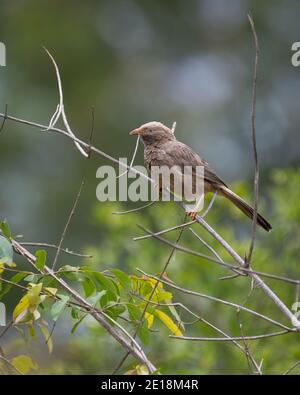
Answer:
[
  {"left": 246, "top": 14, "right": 260, "bottom": 265},
  {"left": 169, "top": 330, "right": 289, "bottom": 342},
  {"left": 0, "top": 104, "right": 8, "bottom": 134},
  {"left": 237, "top": 307, "right": 262, "bottom": 374},
  {"left": 52, "top": 181, "right": 84, "bottom": 270},
  {"left": 43, "top": 47, "right": 88, "bottom": 157},
  {"left": 283, "top": 359, "right": 300, "bottom": 375},
  {"left": 117, "top": 135, "right": 140, "bottom": 179},
  {"left": 133, "top": 219, "right": 196, "bottom": 241},
  {"left": 112, "top": 201, "right": 156, "bottom": 215},
  {"left": 20, "top": 242, "right": 92, "bottom": 258}
]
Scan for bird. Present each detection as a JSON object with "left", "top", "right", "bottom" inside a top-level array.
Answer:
[{"left": 129, "top": 121, "right": 272, "bottom": 232}]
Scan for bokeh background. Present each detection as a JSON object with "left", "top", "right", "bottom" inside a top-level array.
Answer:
[{"left": 0, "top": 0, "right": 300, "bottom": 374}]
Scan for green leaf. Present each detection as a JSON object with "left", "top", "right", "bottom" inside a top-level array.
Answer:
[
  {"left": 51, "top": 295, "right": 69, "bottom": 321},
  {"left": 11, "top": 355, "right": 38, "bottom": 374},
  {"left": 23, "top": 274, "right": 39, "bottom": 283},
  {"left": 110, "top": 269, "right": 131, "bottom": 290},
  {"left": 71, "top": 314, "right": 87, "bottom": 334},
  {"left": 35, "top": 250, "right": 47, "bottom": 271},
  {"left": 39, "top": 324, "right": 53, "bottom": 354},
  {"left": 71, "top": 307, "right": 79, "bottom": 319},
  {"left": 92, "top": 272, "right": 118, "bottom": 299},
  {"left": 127, "top": 303, "right": 142, "bottom": 322},
  {"left": 59, "top": 265, "right": 80, "bottom": 281},
  {"left": 137, "top": 319, "right": 149, "bottom": 345},
  {"left": 0, "top": 235, "right": 13, "bottom": 265},
  {"left": 0, "top": 221, "right": 11, "bottom": 239},
  {"left": 89, "top": 290, "right": 107, "bottom": 306},
  {"left": 81, "top": 276, "right": 95, "bottom": 297},
  {"left": 105, "top": 304, "right": 126, "bottom": 320}
]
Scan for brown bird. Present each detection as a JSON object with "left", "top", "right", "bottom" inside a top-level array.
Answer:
[{"left": 130, "top": 121, "right": 272, "bottom": 231}]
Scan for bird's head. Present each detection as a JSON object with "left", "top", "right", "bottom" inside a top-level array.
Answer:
[{"left": 129, "top": 121, "right": 175, "bottom": 146}]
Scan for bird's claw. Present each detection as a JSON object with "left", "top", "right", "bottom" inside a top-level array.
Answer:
[{"left": 186, "top": 211, "right": 197, "bottom": 220}]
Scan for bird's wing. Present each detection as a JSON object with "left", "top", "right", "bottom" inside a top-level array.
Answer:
[{"left": 160, "top": 141, "right": 228, "bottom": 188}]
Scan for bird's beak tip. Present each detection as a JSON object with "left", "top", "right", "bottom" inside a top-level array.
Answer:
[{"left": 129, "top": 128, "right": 142, "bottom": 136}]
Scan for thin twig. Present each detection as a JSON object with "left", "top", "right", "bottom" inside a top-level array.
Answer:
[
  {"left": 112, "top": 201, "right": 156, "bottom": 215},
  {"left": 169, "top": 330, "right": 290, "bottom": 342},
  {"left": 237, "top": 307, "right": 262, "bottom": 374},
  {"left": 117, "top": 135, "right": 140, "bottom": 179},
  {"left": 189, "top": 228, "right": 224, "bottom": 263},
  {"left": 246, "top": 14, "right": 260, "bottom": 266},
  {"left": 20, "top": 242, "right": 91, "bottom": 258},
  {"left": 133, "top": 220, "right": 196, "bottom": 241},
  {"left": 201, "top": 191, "right": 217, "bottom": 219},
  {"left": 43, "top": 47, "right": 88, "bottom": 157},
  {"left": 0, "top": 104, "right": 8, "bottom": 133},
  {"left": 87, "top": 106, "right": 95, "bottom": 158},
  {"left": 283, "top": 359, "right": 300, "bottom": 375},
  {"left": 52, "top": 181, "right": 84, "bottom": 270}
]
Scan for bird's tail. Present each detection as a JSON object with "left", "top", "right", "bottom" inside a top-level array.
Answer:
[{"left": 219, "top": 186, "right": 272, "bottom": 232}]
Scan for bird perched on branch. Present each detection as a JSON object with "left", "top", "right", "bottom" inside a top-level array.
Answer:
[{"left": 130, "top": 121, "right": 271, "bottom": 231}]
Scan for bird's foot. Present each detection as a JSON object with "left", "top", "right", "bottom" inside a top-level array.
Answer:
[{"left": 186, "top": 210, "right": 197, "bottom": 220}]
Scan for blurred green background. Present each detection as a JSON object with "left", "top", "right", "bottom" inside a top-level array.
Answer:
[{"left": 0, "top": 0, "right": 300, "bottom": 375}]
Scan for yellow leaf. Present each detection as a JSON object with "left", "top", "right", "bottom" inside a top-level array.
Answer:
[
  {"left": 28, "top": 283, "right": 43, "bottom": 306},
  {"left": 144, "top": 312, "right": 154, "bottom": 329},
  {"left": 125, "top": 364, "right": 149, "bottom": 375},
  {"left": 44, "top": 287, "right": 58, "bottom": 296},
  {"left": 145, "top": 277, "right": 163, "bottom": 289},
  {"left": 39, "top": 324, "right": 53, "bottom": 354},
  {"left": 154, "top": 309, "right": 183, "bottom": 336},
  {"left": 11, "top": 355, "right": 38, "bottom": 374},
  {"left": 13, "top": 294, "right": 30, "bottom": 323}
]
